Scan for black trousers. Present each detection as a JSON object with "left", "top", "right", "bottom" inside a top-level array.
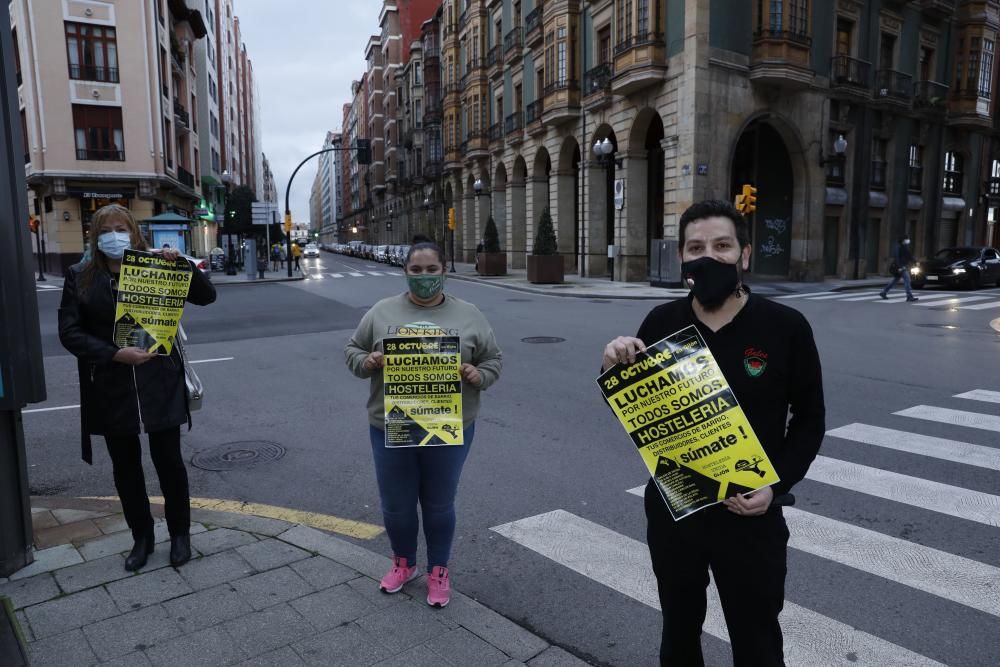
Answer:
[
  {"left": 104, "top": 426, "right": 190, "bottom": 539},
  {"left": 645, "top": 482, "right": 789, "bottom": 667}
]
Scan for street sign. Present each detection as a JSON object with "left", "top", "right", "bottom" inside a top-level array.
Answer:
[
  {"left": 251, "top": 202, "right": 279, "bottom": 225},
  {"left": 614, "top": 179, "right": 625, "bottom": 210}
]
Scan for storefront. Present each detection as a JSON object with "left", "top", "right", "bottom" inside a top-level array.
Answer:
[{"left": 70, "top": 187, "right": 136, "bottom": 247}]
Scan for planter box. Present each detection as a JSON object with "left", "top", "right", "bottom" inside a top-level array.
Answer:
[
  {"left": 477, "top": 252, "right": 507, "bottom": 276},
  {"left": 527, "top": 254, "right": 564, "bottom": 284}
]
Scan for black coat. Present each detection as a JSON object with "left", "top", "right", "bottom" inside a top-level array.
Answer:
[{"left": 58, "top": 261, "right": 217, "bottom": 463}]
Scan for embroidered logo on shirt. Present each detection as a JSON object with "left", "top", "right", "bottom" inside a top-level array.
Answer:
[{"left": 743, "top": 347, "right": 768, "bottom": 377}]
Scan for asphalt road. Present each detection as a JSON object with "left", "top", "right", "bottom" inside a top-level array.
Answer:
[{"left": 24, "top": 253, "right": 1000, "bottom": 666}]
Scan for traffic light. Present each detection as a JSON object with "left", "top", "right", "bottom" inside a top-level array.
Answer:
[
  {"left": 742, "top": 184, "right": 757, "bottom": 215},
  {"left": 356, "top": 139, "right": 371, "bottom": 165},
  {"left": 283, "top": 212, "right": 293, "bottom": 234},
  {"left": 734, "top": 193, "right": 746, "bottom": 213},
  {"left": 447, "top": 207, "right": 456, "bottom": 231}
]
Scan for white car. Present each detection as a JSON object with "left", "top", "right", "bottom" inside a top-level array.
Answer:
[{"left": 303, "top": 243, "right": 320, "bottom": 258}]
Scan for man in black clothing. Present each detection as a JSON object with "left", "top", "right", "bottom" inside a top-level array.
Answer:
[
  {"left": 880, "top": 234, "right": 918, "bottom": 301},
  {"left": 602, "top": 200, "right": 825, "bottom": 666}
]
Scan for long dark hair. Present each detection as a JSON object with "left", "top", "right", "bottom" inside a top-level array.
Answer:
[
  {"left": 79, "top": 204, "right": 149, "bottom": 293},
  {"left": 404, "top": 234, "right": 446, "bottom": 269}
]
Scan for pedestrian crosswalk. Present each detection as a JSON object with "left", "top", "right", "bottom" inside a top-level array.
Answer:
[
  {"left": 491, "top": 387, "right": 1000, "bottom": 665},
  {"left": 319, "top": 271, "right": 392, "bottom": 279},
  {"left": 776, "top": 288, "right": 1000, "bottom": 310}
]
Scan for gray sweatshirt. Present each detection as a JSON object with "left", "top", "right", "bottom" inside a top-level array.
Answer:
[{"left": 345, "top": 292, "right": 503, "bottom": 428}]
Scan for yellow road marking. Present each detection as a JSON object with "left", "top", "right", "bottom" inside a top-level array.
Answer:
[{"left": 84, "top": 496, "right": 383, "bottom": 540}]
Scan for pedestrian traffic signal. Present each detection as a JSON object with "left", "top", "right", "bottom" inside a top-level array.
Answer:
[
  {"left": 447, "top": 207, "right": 456, "bottom": 231},
  {"left": 741, "top": 184, "right": 757, "bottom": 214},
  {"left": 356, "top": 139, "right": 371, "bottom": 165}
]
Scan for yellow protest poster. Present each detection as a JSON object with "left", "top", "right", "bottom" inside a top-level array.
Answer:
[
  {"left": 113, "top": 250, "right": 193, "bottom": 355},
  {"left": 598, "top": 325, "right": 780, "bottom": 520},
  {"left": 382, "top": 336, "right": 464, "bottom": 447}
]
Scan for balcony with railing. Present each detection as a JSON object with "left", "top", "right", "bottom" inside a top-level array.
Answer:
[
  {"left": 543, "top": 78, "right": 580, "bottom": 124},
  {"left": 750, "top": 29, "right": 814, "bottom": 89},
  {"left": 612, "top": 32, "right": 667, "bottom": 96},
  {"left": 583, "top": 63, "right": 614, "bottom": 110},
  {"left": 943, "top": 170, "right": 963, "bottom": 195},
  {"left": 504, "top": 27, "right": 523, "bottom": 63},
  {"left": 69, "top": 64, "right": 120, "bottom": 83},
  {"left": 830, "top": 55, "right": 872, "bottom": 100},
  {"left": 488, "top": 121, "right": 504, "bottom": 150},
  {"left": 177, "top": 166, "right": 195, "bottom": 189},
  {"left": 76, "top": 148, "right": 125, "bottom": 161},
  {"left": 525, "top": 99, "right": 544, "bottom": 135},
  {"left": 913, "top": 80, "right": 948, "bottom": 116},
  {"left": 525, "top": 4, "right": 543, "bottom": 47},
  {"left": 487, "top": 45, "right": 504, "bottom": 80},
  {"left": 873, "top": 69, "right": 913, "bottom": 108},
  {"left": 173, "top": 101, "right": 190, "bottom": 130},
  {"left": 505, "top": 111, "right": 524, "bottom": 145}
]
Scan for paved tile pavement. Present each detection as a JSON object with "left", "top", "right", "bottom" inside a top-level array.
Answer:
[{"left": 0, "top": 497, "right": 590, "bottom": 666}]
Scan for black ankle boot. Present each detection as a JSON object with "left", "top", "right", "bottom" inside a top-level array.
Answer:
[
  {"left": 169, "top": 535, "right": 191, "bottom": 567},
  {"left": 125, "top": 530, "right": 155, "bottom": 571}
]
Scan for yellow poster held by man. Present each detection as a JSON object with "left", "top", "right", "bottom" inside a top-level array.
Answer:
[
  {"left": 598, "top": 325, "right": 779, "bottom": 520},
  {"left": 113, "top": 249, "right": 193, "bottom": 355},
  {"left": 382, "top": 336, "right": 463, "bottom": 447}
]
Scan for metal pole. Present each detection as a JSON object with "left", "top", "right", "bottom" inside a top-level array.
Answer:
[
  {"left": 284, "top": 147, "right": 352, "bottom": 278},
  {"left": 35, "top": 228, "right": 45, "bottom": 280},
  {"left": 450, "top": 227, "right": 456, "bottom": 272}
]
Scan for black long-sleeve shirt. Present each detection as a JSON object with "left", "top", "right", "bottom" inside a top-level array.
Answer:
[{"left": 635, "top": 293, "right": 825, "bottom": 496}]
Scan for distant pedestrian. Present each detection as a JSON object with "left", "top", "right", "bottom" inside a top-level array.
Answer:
[
  {"left": 880, "top": 235, "right": 918, "bottom": 302},
  {"left": 271, "top": 243, "right": 281, "bottom": 272},
  {"left": 58, "top": 204, "right": 216, "bottom": 572},
  {"left": 345, "top": 234, "right": 502, "bottom": 608},
  {"left": 292, "top": 242, "right": 302, "bottom": 271},
  {"left": 475, "top": 239, "right": 484, "bottom": 272}
]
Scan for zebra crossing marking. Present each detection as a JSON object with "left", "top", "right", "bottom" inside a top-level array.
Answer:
[
  {"left": 826, "top": 423, "right": 1000, "bottom": 472},
  {"left": 959, "top": 300, "right": 1000, "bottom": 310},
  {"left": 954, "top": 389, "right": 1000, "bottom": 404},
  {"left": 913, "top": 295, "right": 994, "bottom": 307},
  {"left": 775, "top": 291, "right": 839, "bottom": 299},
  {"left": 366, "top": 271, "right": 385, "bottom": 276},
  {"left": 804, "top": 291, "right": 883, "bottom": 300},
  {"left": 348, "top": 272, "right": 364, "bottom": 277},
  {"left": 895, "top": 405, "right": 1000, "bottom": 433},
  {"left": 492, "top": 509, "right": 944, "bottom": 666},
  {"left": 804, "top": 455, "right": 1000, "bottom": 527},
  {"left": 327, "top": 273, "right": 343, "bottom": 278}
]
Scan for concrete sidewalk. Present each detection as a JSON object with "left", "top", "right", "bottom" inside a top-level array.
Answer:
[
  {"left": 441, "top": 259, "right": 886, "bottom": 300},
  {"left": 1, "top": 497, "right": 585, "bottom": 667}
]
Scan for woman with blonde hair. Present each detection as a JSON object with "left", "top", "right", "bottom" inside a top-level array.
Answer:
[{"left": 59, "top": 204, "right": 216, "bottom": 571}]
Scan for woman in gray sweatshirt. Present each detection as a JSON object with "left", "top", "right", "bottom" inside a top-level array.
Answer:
[{"left": 345, "top": 237, "right": 502, "bottom": 608}]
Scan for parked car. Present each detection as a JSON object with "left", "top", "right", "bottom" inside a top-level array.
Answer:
[
  {"left": 911, "top": 246, "right": 1000, "bottom": 289},
  {"left": 182, "top": 253, "right": 210, "bottom": 274},
  {"left": 303, "top": 243, "right": 320, "bottom": 258}
]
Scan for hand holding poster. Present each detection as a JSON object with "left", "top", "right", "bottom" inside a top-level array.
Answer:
[
  {"left": 113, "top": 250, "right": 193, "bottom": 355},
  {"left": 597, "top": 325, "right": 779, "bottom": 520},
  {"left": 382, "top": 336, "right": 464, "bottom": 447}
]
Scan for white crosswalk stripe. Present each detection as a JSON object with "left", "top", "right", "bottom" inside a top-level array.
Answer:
[
  {"left": 348, "top": 272, "right": 364, "bottom": 277},
  {"left": 954, "top": 389, "right": 1000, "bottom": 404},
  {"left": 492, "top": 510, "right": 944, "bottom": 666},
  {"left": 826, "top": 422, "right": 1000, "bottom": 472},
  {"left": 959, "top": 299, "right": 1000, "bottom": 310},
  {"left": 327, "top": 273, "right": 343, "bottom": 278},
  {"left": 775, "top": 288, "right": 1000, "bottom": 310},
  {"left": 494, "top": 386, "right": 1000, "bottom": 665},
  {"left": 804, "top": 291, "right": 882, "bottom": 300},
  {"left": 366, "top": 271, "right": 385, "bottom": 276},
  {"left": 913, "top": 295, "right": 995, "bottom": 306},
  {"left": 895, "top": 405, "right": 1000, "bottom": 433}
]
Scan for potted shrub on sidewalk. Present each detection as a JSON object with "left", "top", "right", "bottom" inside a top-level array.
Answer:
[
  {"left": 527, "top": 207, "right": 564, "bottom": 284},
  {"left": 477, "top": 215, "right": 507, "bottom": 276}
]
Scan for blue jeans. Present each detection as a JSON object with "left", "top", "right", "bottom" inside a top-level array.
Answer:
[
  {"left": 881, "top": 267, "right": 913, "bottom": 299},
  {"left": 369, "top": 423, "right": 474, "bottom": 570}
]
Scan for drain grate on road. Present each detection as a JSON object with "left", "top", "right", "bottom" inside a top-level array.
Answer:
[
  {"left": 521, "top": 336, "right": 566, "bottom": 344},
  {"left": 191, "top": 441, "right": 286, "bottom": 471}
]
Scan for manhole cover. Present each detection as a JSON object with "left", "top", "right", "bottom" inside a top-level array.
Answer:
[
  {"left": 506, "top": 298, "right": 533, "bottom": 302},
  {"left": 191, "top": 441, "right": 286, "bottom": 471},
  {"left": 521, "top": 336, "right": 566, "bottom": 344}
]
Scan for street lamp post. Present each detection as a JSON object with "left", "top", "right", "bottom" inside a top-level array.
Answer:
[{"left": 593, "top": 138, "right": 619, "bottom": 279}]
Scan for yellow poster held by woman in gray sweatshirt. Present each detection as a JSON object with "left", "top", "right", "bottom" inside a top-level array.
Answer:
[
  {"left": 382, "top": 336, "right": 464, "bottom": 447},
  {"left": 113, "top": 250, "right": 193, "bottom": 355}
]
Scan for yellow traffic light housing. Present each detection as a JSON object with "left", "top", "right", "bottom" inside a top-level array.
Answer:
[
  {"left": 742, "top": 184, "right": 757, "bottom": 215},
  {"left": 734, "top": 193, "right": 746, "bottom": 213},
  {"left": 283, "top": 212, "right": 293, "bottom": 234},
  {"left": 447, "top": 207, "right": 456, "bottom": 231}
]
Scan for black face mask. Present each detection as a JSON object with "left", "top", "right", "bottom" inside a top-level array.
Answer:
[{"left": 681, "top": 257, "right": 741, "bottom": 310}]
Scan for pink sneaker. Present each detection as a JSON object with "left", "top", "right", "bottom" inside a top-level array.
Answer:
[
  {"left": 426, "top": 565, "right": 450, "bottom": 608},
  {"left": 379, "top": 556, "right": 418, "bottom": 594}
]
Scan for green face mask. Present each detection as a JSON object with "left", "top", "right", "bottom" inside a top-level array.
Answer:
[{"left": 407, "top": 274, "right": 445, "bottom": 299}]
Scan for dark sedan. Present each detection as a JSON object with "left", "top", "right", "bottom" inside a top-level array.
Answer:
[{"left": 911, "top": 246, "right": 1000, "bottom": 289}]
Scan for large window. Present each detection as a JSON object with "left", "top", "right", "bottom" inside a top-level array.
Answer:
[
  {"left": 943, "top": 151, "right": 963, "bottom": 194},
  {"left": 65, "top": 22, "right": 119, "bottom": 83},
  {"left": 72, "top": 104, "right": 124, "bottom": 160},
  {"left": 758, "top": 0, "right": 810, "bottom": 38},
  {"left": 979, "top": 38, "right": 994, "bottom": 97}
]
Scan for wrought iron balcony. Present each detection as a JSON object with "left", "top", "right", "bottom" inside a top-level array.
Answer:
[
  {"left": 525, "top": 4, "right": 543, "bottom": 46},
  {"left": 69, "top": 64, "right": 120, "bottom": 83},
  {"left": 505, "top": 111, "right": 523, "bottom": 135},
  {"left": 487, "top": 45, "right": 504, "bottom": 78},
  {"left": 173, "top": 101, "right": 190, "bottom": 127},
  {"left": 76, "top": 148, "right": 125, "bottom": 161},
  {"left": 830, "top": 55, "right": 872, "bottom": 98},
  {"left": 913, "top": 80, "right": 948, "bottom": 113},
  {"left": 488, "top": 122, "right": 504, "bottom": 144},
  {"left": 874, "top": 69, "right": 913, "bottom": 105},
  {"left": 504, "top": 27, "right": 523, "bottom": 59},
  {"left": 525, "top": 99, "right": 544, "bottom": 134},
  {"left": 584, "top": 63, "right": 613, "bottom": 109},
  {"left": 177, "top": 167, "right": 195, "bottom": 189}
]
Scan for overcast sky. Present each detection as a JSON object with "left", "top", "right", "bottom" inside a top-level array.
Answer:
[{"left": 234, "top": 1, "right": 377, "bottom": 222}]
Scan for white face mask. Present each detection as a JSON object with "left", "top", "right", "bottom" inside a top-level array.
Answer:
[{"left": 97, "top": 231, "right": 131, "bottom": 259}]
